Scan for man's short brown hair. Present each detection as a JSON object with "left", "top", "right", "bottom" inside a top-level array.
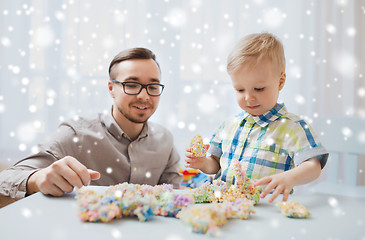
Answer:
[{"left": 109, "top": 47, "right": 160, "bottom": 80}]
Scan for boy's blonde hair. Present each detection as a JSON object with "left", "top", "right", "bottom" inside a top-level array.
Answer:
[{"left": 227, "top": 33, "right": 286, "bottom": 75}]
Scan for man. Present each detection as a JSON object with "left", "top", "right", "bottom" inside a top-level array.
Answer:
[{"left": 0, "top": 48, "right": 182, "bottom": 200}]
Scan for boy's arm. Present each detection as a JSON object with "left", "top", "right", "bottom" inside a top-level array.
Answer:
[{"left": 255, "top": 157, "right": 321, "bottom": 203}]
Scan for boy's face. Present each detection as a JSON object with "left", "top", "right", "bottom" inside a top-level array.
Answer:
[{"left": 231, "top": 58, "right": 286, "bottom": 116}]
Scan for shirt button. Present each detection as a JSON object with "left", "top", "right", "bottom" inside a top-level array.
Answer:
[{"left": 129, "top": 144, "right": 133, "bottom": 148}]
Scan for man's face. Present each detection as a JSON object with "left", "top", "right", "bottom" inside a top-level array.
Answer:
[
  {"left": 109, "top": 59, "right": 161, "bottom": 124},
  {"left": 231, "top": 58, "right": 285, "bottom": 116}
]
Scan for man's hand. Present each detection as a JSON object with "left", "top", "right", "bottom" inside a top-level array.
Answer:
[{"left": 26, "top": 156, "right": 100, "bottom": 196}]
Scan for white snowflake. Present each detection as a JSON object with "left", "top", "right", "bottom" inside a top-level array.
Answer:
[
  {"left": 198, "top": 94, "right": 218, "bottom": 114},
  {"left": 18, "top": 143, "right": 27, "bottom": 152},
  {"left": 17, "top": 122, "right": 37, "bottom": 142},
  {"left": 326, "top": 24, "right": 337, "bottom": 34},
  {"left": 295, "top": 95, "right": 306, "bottom": 105},
  {"left": 357, "top": 131, "right": 365, "bottom": 144},
  {"left": 177, "top": 121, "right": 185, "bottom": 129},
  {"left": 167, "top": 9, "right": 187, "bottom": 27},
  {"left": 1, "top": 37, "right": 11, "bottom": 47},
  {"left": 29, "top": 105, "right": 37, "bottom": 113},
  {"left": 111, "top": 229, "right": 122, "bottom": 239},
  {"left": 21, "top": 208, "right": 32, "bottom": 218},
  {"left": 188, "top": 123, "right": 196, "bottom": 131},
  {"left": 332, "top": 50, "right": 357, "bottom": 78},
  {"left": 263, "top": 8, "right": 285, "bottom": 28},
  {"left": 0, "top": 103, "right": 5, "bottom": 113},
  {"left": 347, "top": 27, "right": 356, "bottom": 37},
  {"left": 33, "top": 26, "right": 54, "bottom": 47}
]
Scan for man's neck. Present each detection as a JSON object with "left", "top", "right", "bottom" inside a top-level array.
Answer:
[{"left": 111, "top": 107, "right": 144, "bottom": 141}]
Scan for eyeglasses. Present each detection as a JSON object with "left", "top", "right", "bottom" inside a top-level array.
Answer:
[{"left": 111, "top": 80, "right": 165, "bottom": 96}]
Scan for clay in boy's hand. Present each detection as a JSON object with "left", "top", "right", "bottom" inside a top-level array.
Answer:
[
  {"left": 190, "top": 134, "right": 207, "bottom": 157},
  {"left": 276, "top": 201, "right": 311, "bottom": 218}
]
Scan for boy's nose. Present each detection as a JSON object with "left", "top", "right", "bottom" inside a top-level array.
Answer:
[{"left": 245, "top": 92, "right": 255, "bottom": 102}]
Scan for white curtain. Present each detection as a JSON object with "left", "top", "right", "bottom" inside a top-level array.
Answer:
[{"left": 1, "top": 1, "right": 364, "bottom": 182}]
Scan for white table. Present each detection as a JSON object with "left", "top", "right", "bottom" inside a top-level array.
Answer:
[{"left": 0, "top": 186, "right": 364, "bottom": 240}]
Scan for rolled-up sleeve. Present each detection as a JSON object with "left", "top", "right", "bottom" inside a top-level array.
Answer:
[{"left": 0, "top": 124, "right": 78, "bottom": 199}]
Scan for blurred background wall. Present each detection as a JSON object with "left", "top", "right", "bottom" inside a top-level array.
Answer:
[{"left": 0, "top": 0, "right": 364, "bottom": 184}]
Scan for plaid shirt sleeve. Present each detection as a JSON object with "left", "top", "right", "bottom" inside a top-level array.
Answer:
[{"left": 288, "top": 118, "right": 328, "bottom": 168}]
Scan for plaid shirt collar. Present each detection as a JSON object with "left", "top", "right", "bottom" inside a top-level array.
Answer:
[{"left": 240, "top": 103, "right": 287, "bottom": 127}]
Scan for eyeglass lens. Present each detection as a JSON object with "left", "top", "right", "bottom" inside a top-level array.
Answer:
[{"left": 124, "top": 82, "right": 163, "bottom": 96}]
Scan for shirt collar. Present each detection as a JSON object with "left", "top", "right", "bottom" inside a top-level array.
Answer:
[
  {"left": 241, "top": 103, "right": 287, "bottom": 127},
  {"left": 100, "top": 108, "right": 149, "bottom": 141}
]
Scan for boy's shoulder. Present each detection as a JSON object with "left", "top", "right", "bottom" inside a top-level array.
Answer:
[
  {"left": 222, "top": 112, "right": 246, "bottom": 125},
  {"left": 281, "top": 111, "right": 303, "bottom": 122},
  {"left": 277, "top": 111, "right": 312, "bottom": 130}
]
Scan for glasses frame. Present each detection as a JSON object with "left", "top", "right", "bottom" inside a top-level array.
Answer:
[{"left": 111, "top": 80, "right": 165, "bottom": 96}]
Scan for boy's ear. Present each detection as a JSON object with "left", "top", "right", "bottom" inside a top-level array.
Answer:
[
  {"left": 108, "top": 81, "right": 115, "bottom": 98},
  {"left": 279, "top": 72, "right": 286, "bottom": 90}
]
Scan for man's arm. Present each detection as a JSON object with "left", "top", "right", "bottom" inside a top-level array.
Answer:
[
  {"left": 0, "top": 152, "right": 55, "bottom": 199},
  {"left": 26, "top": 156, "right": 100, "bottom": 196},
  {"left": 158, "top": 144, "right": 182, "bottom": 189},
  {"left": 0, "top": 123, "right": 99, "bottom": 198}
]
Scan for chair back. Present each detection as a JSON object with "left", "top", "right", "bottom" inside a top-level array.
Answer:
[{"left": 311, "top": 116, "right": 365, "bottom": 198}]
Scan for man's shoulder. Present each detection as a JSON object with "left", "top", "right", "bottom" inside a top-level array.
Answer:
[
  {"left": 147, "top": 121, "right": 171, "bottom": 132},
  {"left": 147, "top": 121, "right": 173, "bottom": 138},
  {"left": 61, "top": 114, "right": 101, "bottom": 130}
]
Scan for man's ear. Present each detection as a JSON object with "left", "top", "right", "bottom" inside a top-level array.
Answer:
[
  {"left": 279, "top": 72, "right": 286, "bottom": 90},
  {"left": 108, "top": 81, "right": 115, "bottom": 98}
]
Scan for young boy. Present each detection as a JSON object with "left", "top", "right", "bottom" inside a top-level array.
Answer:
[{"left": 185, "top": 33, "right": 328, "bottom": 203}]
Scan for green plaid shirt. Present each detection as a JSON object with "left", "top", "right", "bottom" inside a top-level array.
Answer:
[{"left": 209, "top": 103, "right": 328, "bottom": 184}]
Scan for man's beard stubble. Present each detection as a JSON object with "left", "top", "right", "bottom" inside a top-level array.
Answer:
[{"left": 117, "top": 105, "right": 151, "bottom": 124}]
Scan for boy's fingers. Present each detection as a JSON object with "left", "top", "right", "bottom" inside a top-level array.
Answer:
[
  {"left": 268, "top": 186, "right": 282, "bottom": 203},
  {"left": 282, "top": 189, "right": 291, "bottom": 202},
  {"left": 260, "top": 182, "right": 275, "bottom": 199},
  {"left": 254, "top": 176, "right": 271, "bottom": 186},
  {"left": 185, "top": 152, "right": 194, "bottom": 158}
]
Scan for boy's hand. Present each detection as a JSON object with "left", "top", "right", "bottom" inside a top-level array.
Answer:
[
  {"left": 255, "top": 159, "right": 321, "bottom": 203},
  {"left": 26, "top": 156, "right": 100, "bottom": 196},
  {"left": 184, "top": 144, "right": 209, "bottom": 170},
  {"left": 254, "top": 171, "right": 294, "bottom": 203}
]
